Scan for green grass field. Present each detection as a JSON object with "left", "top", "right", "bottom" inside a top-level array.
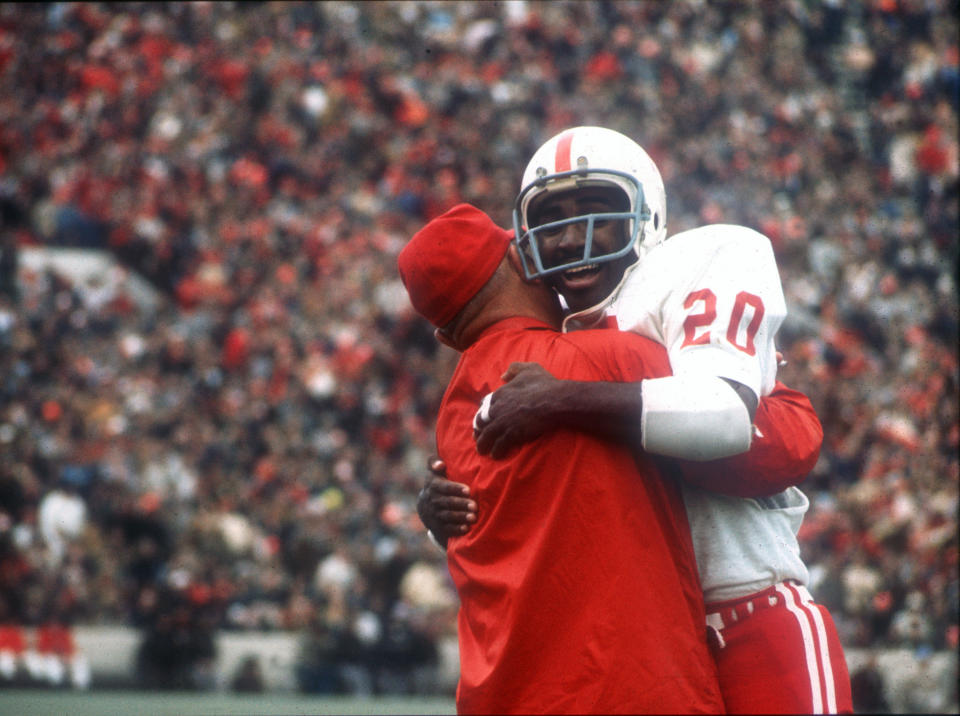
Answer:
[{"left": 0, "top": 690, "right": 456, "bottom": 716}]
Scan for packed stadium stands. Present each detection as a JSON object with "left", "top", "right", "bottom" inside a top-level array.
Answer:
[{"left": 0, "top": 1, "right": 956, "bottom": 708}]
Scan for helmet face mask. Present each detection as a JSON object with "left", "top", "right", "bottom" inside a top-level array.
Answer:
[
  {"left": 512, "top": 127, "right": 667, "bottom": 299},
  {"left": 512, "top": 169, "right": 649, "bottom": 280}
]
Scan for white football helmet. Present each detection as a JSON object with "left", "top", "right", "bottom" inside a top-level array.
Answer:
[{"left": 512, "top": 126, "right": 667, "bottom": 281}]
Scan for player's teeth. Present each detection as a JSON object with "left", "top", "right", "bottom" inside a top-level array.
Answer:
[{"left": 565, "top": 264, "right": 598, "bottom": 275}]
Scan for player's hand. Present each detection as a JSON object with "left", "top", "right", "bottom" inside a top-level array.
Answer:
[
  {"left": 475, "top": 362, "right": 562, "bottom": 459},
  {"left": 416, "top": 456, "right": 476, "bottom": 549}
]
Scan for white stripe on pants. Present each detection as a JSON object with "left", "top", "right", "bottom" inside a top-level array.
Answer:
[{"left": 774, "top": 581, "right": 838, "bottom": 713}]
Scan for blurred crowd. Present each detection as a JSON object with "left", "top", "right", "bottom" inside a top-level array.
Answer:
[{"left": 0, "top": 0, "right": 956, "bottom": 703}]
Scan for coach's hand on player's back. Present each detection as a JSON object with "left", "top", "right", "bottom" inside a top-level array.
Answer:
[
  {"left": 417, "top": 456, "right": 477, "bottom": 548},
  {"left": 475, "top": 362, "right": 564, "bottom": 458}
]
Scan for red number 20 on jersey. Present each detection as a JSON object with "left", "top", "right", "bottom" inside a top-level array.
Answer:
[{"left": 680, "top": 289, "right": 765, "bottom": 356}]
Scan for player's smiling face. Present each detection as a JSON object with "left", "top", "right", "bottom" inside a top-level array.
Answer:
[{"left": 528, "top": 185, "right": 634, "bottom": 312}]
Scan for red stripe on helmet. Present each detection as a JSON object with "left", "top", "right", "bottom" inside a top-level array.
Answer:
[{"left": 554, "top": 130, "right": 575, "bottom": 172}]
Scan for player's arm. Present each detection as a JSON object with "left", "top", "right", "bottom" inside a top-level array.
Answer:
[
  {"left": 474, "top": 362, "right": 756, "bottom": 462},
  {"left": 472, "top": 362, "right": 651, "bottom": 451},
  {"left": 416, "top": 456, "right": 476, "bottom": 550}
]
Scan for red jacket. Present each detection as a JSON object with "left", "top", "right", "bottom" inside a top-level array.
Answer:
[{"left": 438, "top": 317, "right": 724, "bottom": 715}]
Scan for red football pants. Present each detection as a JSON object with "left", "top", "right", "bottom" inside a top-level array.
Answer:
[{"left": 706, "top": 581, "right": 853, "bottom": 714}]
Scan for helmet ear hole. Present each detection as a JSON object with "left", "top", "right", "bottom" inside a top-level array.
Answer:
[{"left": 653, "top": 213, "right": 660, "bottom": 230}]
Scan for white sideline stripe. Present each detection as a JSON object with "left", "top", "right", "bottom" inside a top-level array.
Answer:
[
  {"left": 776, "top": 582, "right": 823, "bottom": 713},
  {"left": 796, "top": 583, "right": 838, "bottom": 713}
]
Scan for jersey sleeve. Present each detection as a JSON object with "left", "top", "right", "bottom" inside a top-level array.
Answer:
[
  {"left": 638, "top": 225, "right": 786, "bottom": 398},
  {"left": 670, "top": 381, "right": 823, "bottom": 497}
]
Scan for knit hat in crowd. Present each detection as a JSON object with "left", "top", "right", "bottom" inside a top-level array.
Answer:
[{"left": 398, "top": 203, "right": 513, "bottom": 328}]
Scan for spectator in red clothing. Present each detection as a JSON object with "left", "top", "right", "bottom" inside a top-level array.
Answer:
[
  {"left": 26, "top": 619, "right": 90, "bottom": 689},
  {"left": 0, "top": 621, "right": 26, "bottom": 681}
]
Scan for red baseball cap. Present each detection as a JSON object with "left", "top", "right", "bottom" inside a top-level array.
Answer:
[{"left": 398, "top": 203, "right": 513, "bottom": 327}]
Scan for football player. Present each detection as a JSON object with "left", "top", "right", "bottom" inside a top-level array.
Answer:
[{"left": 423, "top": 127, "right": 852, "bottom": 714}]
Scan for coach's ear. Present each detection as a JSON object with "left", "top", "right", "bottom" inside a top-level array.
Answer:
[{"left": 506, "top": 244, "right": 540, "bottom": 284}]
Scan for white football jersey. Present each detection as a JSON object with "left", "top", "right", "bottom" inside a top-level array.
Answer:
[
  {"left": 576, "top": 224, "right": 810, "bottom": 602},
  {"left": 611, "top": 223, "right": 785, "bottom": 398}
]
